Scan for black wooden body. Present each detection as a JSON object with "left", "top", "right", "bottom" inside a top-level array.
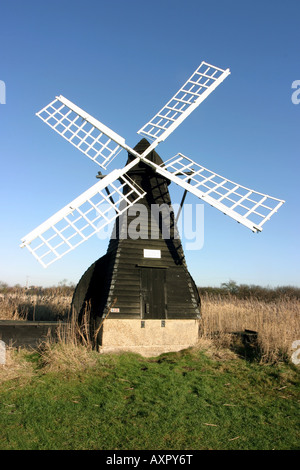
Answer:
[{"left": 71, "top": 139, "right": 200, "bottom": 321}]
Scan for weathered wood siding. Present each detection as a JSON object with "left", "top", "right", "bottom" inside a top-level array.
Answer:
[{"left": 72, "top": 139, "right": 200, "bottom": 320}]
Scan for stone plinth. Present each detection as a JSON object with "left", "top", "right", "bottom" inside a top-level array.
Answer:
[{"left": 98, "top": 319, "right": 200, "bottom": 357}]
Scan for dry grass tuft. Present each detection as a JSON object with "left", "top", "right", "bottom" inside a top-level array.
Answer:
[
  {"left": 38, "top": 339, "right": 100, "bottom": 373},
  {"left": 0, "top": 347, "right": 34, "bottom": 384},
  {"left": 37, "top": 307, "right": 102, "bottom": 372},
  {"left": 194, "top": 336, "right": 238, "bottom": 361}
]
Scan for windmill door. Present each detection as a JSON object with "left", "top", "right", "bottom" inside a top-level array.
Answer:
[{"left": 140, "top": 268, "right": 167, "bottom": 319}]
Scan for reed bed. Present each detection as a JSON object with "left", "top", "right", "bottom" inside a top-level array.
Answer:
[
  {"left": 200, "top": 293, "right": 300, "bottom": 362},
  {"left": 0, "top": 291, "right": 72, "bottom": 321},
  {"left": 0, "top": 285, "right": 299, "bottom": 364}
]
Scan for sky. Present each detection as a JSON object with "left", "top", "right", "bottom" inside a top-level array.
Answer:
[{"left": 0, "top": 0, "right": 299, "bottom": 288}]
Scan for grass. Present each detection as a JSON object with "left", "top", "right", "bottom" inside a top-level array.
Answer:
[
  {"left": 0, "top": 344, "right": 299, "bottom": 450},
  {"left": 0, "top": 283, "right": 299, "bottom": 449}
]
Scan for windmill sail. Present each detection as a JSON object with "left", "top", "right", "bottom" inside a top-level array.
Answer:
[
  {"left": 36, "top": 95, "right": 138, "bottom": 169},
  {"left": 20, "top": 169, "right": 146, "bottom": 267},
  {"left": 138, "top": 61, "right": 230, "bottom": 143},
  {"left": 145, "top": 153, "right": 285, "bottom": 233},
  {"left": 36, "top": 62, "right": 230, "bottom": 171}
]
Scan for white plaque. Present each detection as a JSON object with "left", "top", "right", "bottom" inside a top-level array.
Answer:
[{"left": 143, "top": 249, "right": 161, "bottom": 259}]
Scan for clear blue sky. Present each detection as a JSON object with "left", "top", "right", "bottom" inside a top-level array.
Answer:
[{"left": 0, "top": 0, "right": 299, "bottom": 288}]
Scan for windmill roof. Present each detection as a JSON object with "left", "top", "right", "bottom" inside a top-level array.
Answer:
[{"left": 128, "top": 138, "right": 163, "bottom": 164}]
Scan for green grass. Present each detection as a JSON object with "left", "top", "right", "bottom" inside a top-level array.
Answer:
[{"left": 0, "top": 347, "right": 299, "bottom": 450}]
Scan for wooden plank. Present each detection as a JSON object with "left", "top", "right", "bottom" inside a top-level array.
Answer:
[{"left": 0, "top": 321, "right": 67, "bottom": 348}]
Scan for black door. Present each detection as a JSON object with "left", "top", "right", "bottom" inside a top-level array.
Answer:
[{"left": 140, "top": 268, "right": 167, "bottom": 319}]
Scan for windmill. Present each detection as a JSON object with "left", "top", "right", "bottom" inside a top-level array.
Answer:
[{"left": 20, "top": 61, "right": 285, "bottom": 355}]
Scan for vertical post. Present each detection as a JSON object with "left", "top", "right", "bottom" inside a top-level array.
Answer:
[{"left": 0, "top": 340, "right": 6, "bottom": 365}]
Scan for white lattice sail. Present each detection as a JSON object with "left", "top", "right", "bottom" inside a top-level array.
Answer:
[
  {"left": 149, "top": 153, "right": 285, "bottom": 232},
  {"left": 138, "top": 61, "right": 230, "bottom": 143},
  {"left": 36, "top": 95, "right": 130, "bottom": 169},
  {"left": 20, "top": 170, "right": 146, "bottom": 267}
]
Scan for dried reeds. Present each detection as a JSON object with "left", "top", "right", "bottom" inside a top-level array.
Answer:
[
  {"left": 0, "top": 283, "right": 299, "bottom": 364},
  {"left": 37, "top": 299, "right": 116, "bottom": 372},
  {"left": 200, "top": 293, "right": 300, "bottom": 362}
]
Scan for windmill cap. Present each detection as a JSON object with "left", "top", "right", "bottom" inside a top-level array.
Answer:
[{"left": 127, "top": 138, "right": 164, "bottom": 166}]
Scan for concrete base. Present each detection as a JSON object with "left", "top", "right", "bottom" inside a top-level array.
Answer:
[{"left": 99, "top": 319, "right": 200, "bottom": 357}]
